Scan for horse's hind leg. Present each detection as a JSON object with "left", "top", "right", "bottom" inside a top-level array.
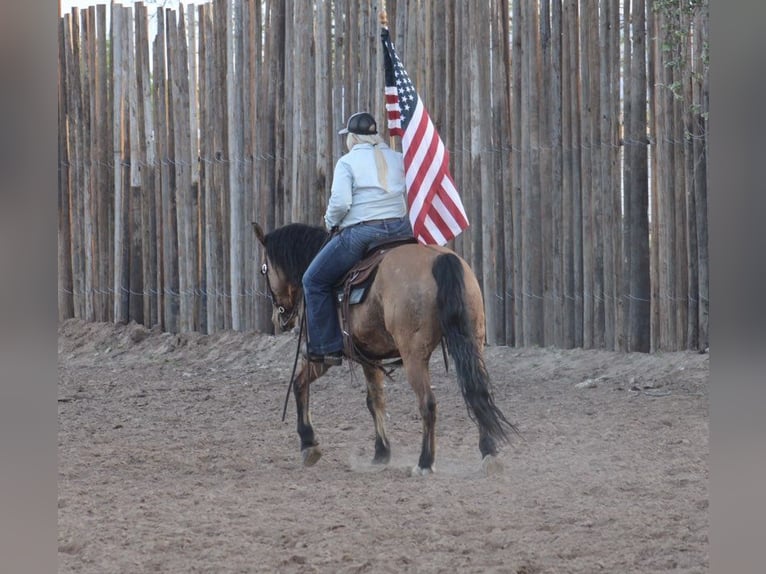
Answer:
[
  {"left": 294, "top": 361, "right": 328, "bottom": 467},
  {"left": 402, "top": 355, "right": 436, "bottom": 475},
  {"left": 362, "top": 364, "right": 391, "bottom": 464},
  {"left": 479, "top": 430, "right": 498, "bottom": 458}
]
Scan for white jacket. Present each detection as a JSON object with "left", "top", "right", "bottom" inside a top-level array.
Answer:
[{"left": 324, "top": 143, "right": 408, "bottom": 230}]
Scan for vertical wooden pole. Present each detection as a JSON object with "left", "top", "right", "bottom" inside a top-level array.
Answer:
[
  {"left": 227, "top": 0, "right": 245, "bottom": 331},
  {"left": 673, "top": 10, "right": 688, "bottom": 350},
  {"left": 136, "top": 2, "right": 158, "bottom": 327},
  {"left": 174, "top": 6, "right": 197, "bottom": 332},
  {"left": 599, "top": 0, "right": 617, "bottom": 349},
  {"left": 82, "top": 9, "right": 96, "bottom": 322},
  {"left": 127, "top": 7, "right": 144, "bottom": 324},
  {"left": 157, "top": 8, "right": 180, "bottom": 332},
  {"left": 58, "top": 15, "right": 74, "bottom": 320},
  {"left": 521, "top": 1, "right": 543, "bottom": 346},
  {"left": 693, "top": 7, "right": 709, "bottom": 350},
  {"left": 187, "top": 6, "right": 204, "bottom": 332},
  {"left": 550, "top": 0, "right": 564, "bottom": 347},
  {"left": 96, "top": 5, "right": 110, "bottom": 322},
  {"left": 491, "top": 0, "right": 511, "bottom": 345},
  {"left": 538, "top": 0, "right": 553, "bottom": 346},
  {"left": 497, "top": 0, "right": 515, "bottom": 346},
  {"left": 569, "top": 0, "right": 583, "bottom": 347},
  {"left": 315, "top": 0, "right": 333, "bottom": 220},
  {"left": 683, "top": 19, "right": 699, "bottom": 350},
  {"left": 112, "top": 5, "right": 130, "bottom": 324},
  {"left": 458, "top": 1, "right": 473, "bottom": 268},
  {"left": 560, "top": 0, "right": 575, "bottom": 348},
  {"left": 579, "top": 0, "right": 596, "bottom": 348},
  {"left": 67, "top": 11, "right": 85, "bottom": 320},
  {"left": 625, "top": 0, "right": 650, "bottom": 352},
  {"left": 511, "top": 0, "right": 523, "bottom": 344},
  {"left": 199, "top": 2, "right": 218, "bottom": 333}
]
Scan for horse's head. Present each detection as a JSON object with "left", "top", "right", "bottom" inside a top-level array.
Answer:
[{"left": 253, "top": 222, "right": 303, "bottom": 332}]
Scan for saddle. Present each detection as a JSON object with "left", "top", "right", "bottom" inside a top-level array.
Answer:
[
  {"left": 334, "top": 235, "right": 417, "bottom": 361},
  {"left": 334, "top": 235, "right": 417, "bottom": 307}
]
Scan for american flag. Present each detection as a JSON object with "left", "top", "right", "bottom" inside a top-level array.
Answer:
[{"left": 381, "top": 27, "right": 469, "bottom": 245}]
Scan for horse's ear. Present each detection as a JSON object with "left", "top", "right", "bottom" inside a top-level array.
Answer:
[{"left": 251, "top": 222, "right": 266, "bottom": 247}]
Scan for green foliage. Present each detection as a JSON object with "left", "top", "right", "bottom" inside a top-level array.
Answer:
[{"left": 652, "top": 0, "right": 709, "bottom": 119}]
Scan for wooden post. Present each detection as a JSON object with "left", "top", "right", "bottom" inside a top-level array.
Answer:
[
  {"left": 491, "top": 0, "right": 510, "bottom": 345},
  {"left": 539, "top": 0, "right": 553, "bottom": 346},
  {"left": 200, "top": 3, "right": 223, "bottom": 333},
  {"left": 693, "top": 7, "right": 709, "bottom": 350},
  {"left": 495, "top": 0, "right": 514, "bottom": 345},
  {"left": 82, "top": 9, "right": 96, "bottom": 322},
  {"left": 560, "top": 0, "right": 575, "bottom": 348},
  {"left": 136, "top": 2, "right": 158, "bottom": 327},
  {"left": 315, "top": 0, "right": 333, "bottom": 221},
  {"left": 227, "top": 0, "right": 245, "bottom": 331},
  {"left": 520, "top": 1, "right": 543, "bottom": 346},
  {"left": 155, "top": 8, "right": 180, "bottom": 332},
  {"left": 510, "top": 0, "right": 523, "bottom": 344},
  {"left": 127, "top": 7, "right": 144, "bottom": 324},
  {"left": 58, "top": 15, "right": 74, "bottom": 320},
  {"left": 67, "top": 11, "right": 85, "bottom": 320},
  {"left": 169, "top": 6, "right": 196, "bottom": 332},
  {"left": 550, "top": 0, "right": 564, "bottom": 347},
  {"left": 95, "top": 5, "right": 110, "bottom": 322},
  {"left": 112, "top": 5, "right": 130, "bottom": 324},
  {"left": 625, "top": 0, "right": 650, "bottom": 352}
]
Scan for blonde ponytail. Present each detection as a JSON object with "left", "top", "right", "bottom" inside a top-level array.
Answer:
[{"left": 346, "top": 132, "right": 390, "bottom": 191}]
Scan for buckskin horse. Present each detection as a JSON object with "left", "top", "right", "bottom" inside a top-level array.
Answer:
[{"left": 253, "top": 222, "right": 517, "bottom": 475}]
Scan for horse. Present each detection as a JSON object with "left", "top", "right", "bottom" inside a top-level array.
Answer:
[{"left": 253, "top": 222, "right": 517, "bottom": 475}]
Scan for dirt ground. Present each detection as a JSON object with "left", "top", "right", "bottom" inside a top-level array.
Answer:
[{"left": 58, "top": 319, "right": 708, "bottom": 573}]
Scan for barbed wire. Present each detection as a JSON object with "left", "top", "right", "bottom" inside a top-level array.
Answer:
[
  {"left": 57, "top": 136, "right": 708, "bottom": 172},
  {"left": 58, "top": 285, "right": 709, "bottom": 305}
]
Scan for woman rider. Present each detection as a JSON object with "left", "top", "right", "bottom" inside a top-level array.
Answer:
[{"left": 302, "top": 111, "right": 413, "bottom": 365}]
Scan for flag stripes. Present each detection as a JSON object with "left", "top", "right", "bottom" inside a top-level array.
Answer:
[{"left": 381, "top": 27, "right": 468, "bottom": 245}]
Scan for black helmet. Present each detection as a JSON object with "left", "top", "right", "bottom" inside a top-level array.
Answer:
[{"left": 338, "top": 112, "right": 377, "bottom": 135}]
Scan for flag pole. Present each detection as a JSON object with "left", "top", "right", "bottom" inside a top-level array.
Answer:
[{"left": 378, "top": 5, "right": 396, "bottom": 151}]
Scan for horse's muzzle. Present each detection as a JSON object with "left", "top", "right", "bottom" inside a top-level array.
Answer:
[{"left": 273, "top": 304, "right": 298, "bottom": 332}]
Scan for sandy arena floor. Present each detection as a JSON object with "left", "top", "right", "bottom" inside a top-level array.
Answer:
[{"left": 58, "top": 319, "right": 708, "bottom": 573}]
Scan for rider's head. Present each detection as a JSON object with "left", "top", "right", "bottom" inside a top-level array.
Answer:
[{"left": 338, "top": 111, "right": 377, "bottom": 136}]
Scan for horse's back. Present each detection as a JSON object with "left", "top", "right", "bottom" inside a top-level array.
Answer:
[
  {"left": 378, "top": 243, "right": 482, "bottom": 298},
  {"left": 350, "top": 243, "right": 484, "bottom": 357}
]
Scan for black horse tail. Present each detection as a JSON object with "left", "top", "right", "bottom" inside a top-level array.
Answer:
[{"left": 432, "top": 253, "right": 519, "bottom": 445}]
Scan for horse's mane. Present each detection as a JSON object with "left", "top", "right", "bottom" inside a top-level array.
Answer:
[{"left": 264, "top": 223, "right": 329, "bottom": 287}]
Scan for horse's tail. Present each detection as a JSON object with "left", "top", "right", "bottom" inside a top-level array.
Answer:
[{"left": 432, "top": 253, "right": 518, "bottom": 444}]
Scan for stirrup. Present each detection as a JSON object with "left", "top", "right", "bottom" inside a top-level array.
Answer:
[{"left": 306, "top": 351, "right": 342, "bottom": 366}]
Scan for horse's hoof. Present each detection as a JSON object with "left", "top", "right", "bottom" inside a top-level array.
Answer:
[
  {"left": 481, "top": 454, "right": 504, "bottom": 476},
  {"left": 302, "top": 446, "right": 322, "bottom": 467},
  {"left": 372, "top": 452, "right": 391, "bottom": 465},
  {"left": 411, "top": 465, "right": 434, "bottom": 477}
]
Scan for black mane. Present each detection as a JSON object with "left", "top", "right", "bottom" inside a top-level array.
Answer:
[{"left": 264, "top": 223, "right": 329, "bottom": 286}]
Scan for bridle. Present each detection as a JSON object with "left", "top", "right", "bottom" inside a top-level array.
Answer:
[{"left": 260, "top": 260, "right": 300, "bottom": 330}]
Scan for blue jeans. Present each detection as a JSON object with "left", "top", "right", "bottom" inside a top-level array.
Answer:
[{"left": 302, "top": 217, "right": 413, "bottom": 354}]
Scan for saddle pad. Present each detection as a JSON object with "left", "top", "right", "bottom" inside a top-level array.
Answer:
[{"left": 335, "top": 285, "right": 367, "bottom": 306}]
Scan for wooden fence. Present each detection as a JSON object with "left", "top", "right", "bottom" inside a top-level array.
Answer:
[{"left": 58, "top": 0, "right": 709, "bottom": 351}]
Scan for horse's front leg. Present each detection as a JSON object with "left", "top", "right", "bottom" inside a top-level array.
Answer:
[
  {"left": 362, "top": 364, "right": 391, "bottom": 464},
  {"left": 294, "top": 361, "right": 328, "bottom": 467}
]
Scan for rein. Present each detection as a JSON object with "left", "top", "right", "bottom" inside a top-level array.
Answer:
[
  {"left": 281, "top": 307, "right": 306, "bottom": 422},
  {"left": 276, "top": 230, "right": 335, "bottom": 421}
]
